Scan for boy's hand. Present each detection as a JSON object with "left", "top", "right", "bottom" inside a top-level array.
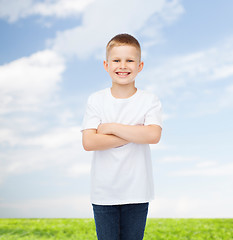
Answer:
[
  {"left": 98, "top": 123, "right": 143, "bottom": 135},
  {"left": 98, "top": 123, "right": 161, "bottom": 144},
  {"left": 97, "top": 123, "right": 116, "bottom": 135}
]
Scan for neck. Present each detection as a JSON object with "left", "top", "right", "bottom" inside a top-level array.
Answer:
[{"left": 111, "top": 82, "right": 137, "bottom": 99}]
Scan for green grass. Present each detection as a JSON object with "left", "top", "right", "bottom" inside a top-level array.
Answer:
[
  {"left": 0, "top": 218, "right": 232, "bottom": 239},
  {"left": 144, "top": 219, "right": 233, "bottom": 240}
]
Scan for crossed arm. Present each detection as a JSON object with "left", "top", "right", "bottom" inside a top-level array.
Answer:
[{"left": 82, "top": 123, "right": 162, "bottom": 151}]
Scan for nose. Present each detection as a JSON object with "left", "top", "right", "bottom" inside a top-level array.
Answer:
[{"left": 120, "top": 61, "right": 127, "bottom": 69}]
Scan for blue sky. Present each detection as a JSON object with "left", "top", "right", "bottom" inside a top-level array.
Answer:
[{"left": 0, "top": 0, "right": 233, "bottom": 218}]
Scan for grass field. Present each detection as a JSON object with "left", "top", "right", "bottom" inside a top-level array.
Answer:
[{"left": 0, "top": 218, "right": 232, "bottom": 239}]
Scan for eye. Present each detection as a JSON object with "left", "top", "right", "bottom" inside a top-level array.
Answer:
[
  {"left": 113, "top": 60, "right": 119, "bottom": 62},
  {"left": 127, "top": 60, "right": 134, "bottom": 62}
]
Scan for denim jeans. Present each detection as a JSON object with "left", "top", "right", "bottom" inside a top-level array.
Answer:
[{"left": 92, "top": 202, "right": 149, "bottom": 240}]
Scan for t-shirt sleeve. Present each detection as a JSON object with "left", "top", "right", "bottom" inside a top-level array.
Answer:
[
  {"left": 144, "top": 95, "right": 163, "bottom": 128},
  {"left": 80, "top": 96, "right": 101, "bottom": 132}
]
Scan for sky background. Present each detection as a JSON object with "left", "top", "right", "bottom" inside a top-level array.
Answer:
[{"left": 0, "top": 0, "right": 233, "bottom": 218}]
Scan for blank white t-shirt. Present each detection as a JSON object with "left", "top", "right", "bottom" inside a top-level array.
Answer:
[{"left": 81, "top": 88, "right": 162, "bottom": 205}]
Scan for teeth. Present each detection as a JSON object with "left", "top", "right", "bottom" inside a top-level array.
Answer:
[{"left": 117, "top": 72, "right": 129, "bottom": 75}]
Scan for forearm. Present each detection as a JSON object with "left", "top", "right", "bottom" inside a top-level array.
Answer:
[
  {"left": 83, "top": 130, "right": 128, "bottom": 151},
  {"left": 114, "top": 124, "right": 157, "bottom": 144},
  {"left": 99, "top": 123, "right": 161, "bottom": 144}
]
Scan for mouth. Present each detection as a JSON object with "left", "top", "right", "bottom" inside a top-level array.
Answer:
[{"left": 115, "top": 72, "right": 131, "bottom": 77}]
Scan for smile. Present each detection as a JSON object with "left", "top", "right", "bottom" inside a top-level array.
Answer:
[{"left": 116, "top": 72, "right": 131, "bottom": 76}]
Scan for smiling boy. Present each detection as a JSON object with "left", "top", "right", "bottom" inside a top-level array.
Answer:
[{"left": 81, "top": 33, "right": 162, "bottom": 240}]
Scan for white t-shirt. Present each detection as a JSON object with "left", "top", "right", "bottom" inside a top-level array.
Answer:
[{"left": 81, "top": 88, "right": 162, "bottom": 205}]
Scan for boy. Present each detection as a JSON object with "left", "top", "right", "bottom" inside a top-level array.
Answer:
[{"left": 81, "top": 33, "right": 162, "bottom": 240}]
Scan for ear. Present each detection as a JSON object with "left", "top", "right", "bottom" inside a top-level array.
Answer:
[
  {"left": 138, "top": 61, "right": 144, "bottom": 73},
  {"left": 103, "top": 60, "right": 109, "bottom": 72}
]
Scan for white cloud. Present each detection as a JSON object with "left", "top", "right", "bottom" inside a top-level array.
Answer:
[
  {"left": 0, "top": 126, "right": 90, "bottom": 184},
  {"left": 0, "top": 195, "right": 93, "bottom": 217},
  {"left": 0, "top": 0, "right": 32, "bottom": 22},
  {"left": 2, "top": 194, "right": 233, "bottom": 218},
  {"left": 0, "top": 129, "right": 19, "bottom": 146},
  {"left": 0, "top": 0, "right": 95, "bottom": 22},
  {"left": 0, "top": 126, "right": 82, "bottom": 149},
  {"left": 196, "top": 161, "right": 217, "bottom": 168},
  {"left": 149, "top": 195, "right": 233, "bottom": 218},
  {"left": 24, "top": 126, "right": 82, "bottom": 148},
  {"left": 217, "top": 83, "right": 233, "bottom": 109},
  {"left": 140, "top": 36, "right": 233, "bottom": 117},
  {"left": 172, "top": 162, "right": 233, "bottom": 177},
  {"left": 0, "top": 49, "right": 65, "bottom": 114},
  {"left": 150, "top": 142, "right": 169, "bottom": 151},
  {"left": 157, "top": 155, "right": 201, "bottom": 163},
  {"left": 142, "top": 38, "right": 233, "bottom": 97},
  {"left": 66, "top": 163, "right": 91, "bottom": 178},
  {"left": 32, "top": 0, "right": 95, "bottom": 18},
  {"left": 58, "top": 109, "right": 75, "bottom": 125},
  {"left": 51, "top": 0, "right": 184, "bottom": 59}
]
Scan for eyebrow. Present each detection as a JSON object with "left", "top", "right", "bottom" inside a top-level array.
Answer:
[{"left": 111, "top": 56, "right": 138, "bottom": 59}]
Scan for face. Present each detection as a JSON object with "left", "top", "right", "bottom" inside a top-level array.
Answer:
[{"left": 103, "top": 45, "right": 144, "bottom": 86}]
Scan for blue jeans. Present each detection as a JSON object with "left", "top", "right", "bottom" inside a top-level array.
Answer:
[{"left": 92, "top": 202, "right": 149, "bottom": 240}]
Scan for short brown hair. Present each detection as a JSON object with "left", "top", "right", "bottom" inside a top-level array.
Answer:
[{"left": 106, "top": 33, "right": 141, "bottom": 61}]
